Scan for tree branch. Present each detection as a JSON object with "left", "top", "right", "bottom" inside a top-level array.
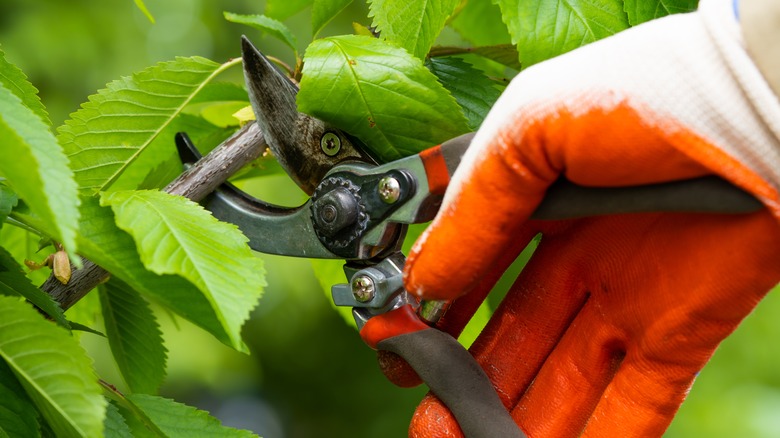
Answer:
[{"left": 42, "top": 122, "right": 267, "bottom": 310}]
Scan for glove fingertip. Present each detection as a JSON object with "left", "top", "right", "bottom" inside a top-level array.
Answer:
[
  {"left": 410, "top": 394, "right": 463, "bottom": 438},
  {"left": 377, "top": 350, "right": 423, "bottom": 388}
]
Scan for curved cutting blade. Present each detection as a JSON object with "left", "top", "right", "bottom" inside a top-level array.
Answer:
[{"left": 241, "top": 36, "right": 375, "bottom": 195}]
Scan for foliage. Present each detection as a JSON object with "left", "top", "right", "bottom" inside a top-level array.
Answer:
[
  {"left": 4, "top": 0, "right": 755, "bottom": 436},
  {"left": 99, "top": 280, "right": 167, "bottom": 395},
  {"left": 0, "top": 41, "right": 262, "bottom": 435},
  {"left": 297, "top": 35, "right": 469, "bottom": 162}
]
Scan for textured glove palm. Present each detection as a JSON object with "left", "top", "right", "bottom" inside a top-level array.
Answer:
[{"left": 399, "top": 1, "right": 780, "bottom": 436}]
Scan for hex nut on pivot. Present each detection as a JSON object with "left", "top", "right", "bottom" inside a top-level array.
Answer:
[{"left": 312, "top": 188, "right": 359, "bottom": 237}]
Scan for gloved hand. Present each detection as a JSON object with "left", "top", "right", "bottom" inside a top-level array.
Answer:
[{"left": 398, "top": 0, "right": 780, "bottom": 436}]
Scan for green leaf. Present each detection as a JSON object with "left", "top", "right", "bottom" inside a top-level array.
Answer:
[
  {"left": 114, "top": 402, "right": 155, "bottom": 438},
  {"left": 104, "top": 402, "right": 133, "bottom": 438},
  {"left": 113, "top": 113, "right": 235, "bottom": 192},
  {"left": 127, "top": 394, "right": 257, "bottom": 438},
  {"left": 458, "top": 301, "right": 493, "bottom": 348},
  {"left": 450, "top": 0, "right": 512, "bottom": 47},
  {"left": 68, "top": 322, "right": 105, "bottom": 337},
  {"left": 0, "top": 247, "right": 69, "bottom": 328},
  {"left": 0, "top": 296, "right": 105, "bottom": 438},
  {"left": 133, "top": 0, "right": 156, "bottom": 24},
  {"left": 100, "top": 190, "right": 265, "bottom": 352},
  {"left": 0, "top": 183, "right": 17, "bottom": 228},
  {"left": 313, "top": 0, "right": 354, "bottom": 36},
  {"left": 71, "top": 197, "right": 236, "bottom": 347},
  {"left": 0, "top": 49, "right": 49, "bottom": 125},
  {"left": 0, "top": 82, "right": 80, "bottom": 255},
  {"left": 0, "top": 224, "right": 48, "bottom": 286},
  {"left": 173, "top": 113, "right": 237, "bottom": 156},
  {"left": 195, "top": 102, "right": 249, "bottom": 128},
  {"left": 58, "top": 56, "right": 238, "bottom": 195},
  {"left": 624, "top": 0, "right": 698, "bottom": 25},
  {"left": 266, "top": 0, "right": 314, "bottom": 20},
  {"left": 426, "top": 57, "right": 501, "bottom": 130},
  {"left": 0, "top": 361, "right": 40, "bottom": 438},
  {"left": 100, "top": 280, "right": 167, "bottom": 394},
  {"left": 368, "top": 0, "right": 460, "bottom": 59},
  {"left": 224, "top": 13, "right": 298, "bottom": 55},
  {"left": 137, "top": 154, "right": 182, "bottom": 191},
  {"left": 498, "top": 0, "right": 630, "bottom": 66},
  {"left": 298, "top": 35, "right": 469, "bottom": 162},
  {"left": 191, "top": 82, "right": 249, "bottom": 105}
]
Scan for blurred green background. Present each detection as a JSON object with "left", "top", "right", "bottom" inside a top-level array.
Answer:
[{"left": 2, "top": 0, "right": 780, "bottom": 436}]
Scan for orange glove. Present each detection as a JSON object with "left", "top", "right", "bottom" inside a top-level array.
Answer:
[{"left": 400, "top": 0, "right": 780, "bottom": 436}]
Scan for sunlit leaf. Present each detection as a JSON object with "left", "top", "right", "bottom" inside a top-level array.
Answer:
[
  {"left": 623, "top": 0, "right": 698, "bottom": 25},
  {"left": 231, "top": 106, "right": 255, "bottom": 124},
  {"left": 196, "top": 101, "right": 248, "bottom": 128},
  {"left": 368, "top": 0, "right": 460, "bottom": 59},
  {"left": 426, "top": 57, "right": 501, "bottom": 130},
  {"left": 104, "top": 401, "right": 133, "bottom": 438},
  {"left": 0, "top": 296, "right": 105, "bottom": 438},
  {"left": 72, "top": 197, "right": 236, "bottom": 348},
  {"left": 101, "top": 190, "right": 265, "bottom": 352},
  {"left": 298, "top": 35, "right": 469, "bottom": 162},
  {"left": 0, "top": 82, "right": 80, "bottom": 255},
  {"left": 224, "top": 13, "right": 298, "bottom": 55},
  {"left": 0, "top": 361, "right": 40, "bottom": 438},
  {"left": 497, "top": 0, "right": 629, "bottom": 66},
  {"left": 352, "top": 22, "right": 376, "bottom": 37},
  {"left": 127, "top": 394, "right": 257, "bottom": 437},
  {"left": 100, "top": 280, "right": 167, "bottom": 394},
  {"left": 58, "top": 57, "right": 237, "bottom": 195},
  {"left": 313, "top": 0, "right": 355, "bottom": 37},
  {"left": 133, "top": 0, "right": 156, "bottom": 24},
  {"left": 458, "top": 302, "right": 492, "bottom": 348},
  {"left": 0, "top": 247, "right": 69, "bottom": 328}
]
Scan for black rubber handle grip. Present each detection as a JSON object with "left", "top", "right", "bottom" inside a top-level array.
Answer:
[
  {"left": 377, "top": 328, "right": 526, "bottom": 438},
  {"left": 438, "top": 133, "right": 763, "bottom": 218}
]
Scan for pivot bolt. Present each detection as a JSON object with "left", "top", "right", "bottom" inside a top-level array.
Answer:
[
  {"left": 320, "top": 132, "right": 341, "bottom": 156},
  {"left": 378, "top": 176, "right": 401, "bottom": 204},
  {"left": 351, "top": 275, "right": 375, "bottom": 303},
  {"left": 312, "top": 188, "right": 359, "bottom": 237}
]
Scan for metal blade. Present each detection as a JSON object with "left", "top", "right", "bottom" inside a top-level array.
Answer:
[{"left": 241, "top": 36, "right": 375, "bottom": 195}]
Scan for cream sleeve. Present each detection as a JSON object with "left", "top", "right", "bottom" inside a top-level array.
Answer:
[{"left": 740, "top": 0, "right": 780, "bottom": 96}]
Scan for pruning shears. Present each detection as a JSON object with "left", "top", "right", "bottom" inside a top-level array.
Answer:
[{"left": 176, "top": 37, "right": 762, "bottom": 438}]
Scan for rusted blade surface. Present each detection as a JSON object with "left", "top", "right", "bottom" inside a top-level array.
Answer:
[{"left": 241, "top": 37, "right": 374, "bottom": 194}]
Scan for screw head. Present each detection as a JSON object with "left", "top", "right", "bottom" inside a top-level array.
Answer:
[
  {"left": 378, "top": 176, "right": 401, "bottom": 204},
  {"left": 320, "top": 204, "right": 338, "bottom": 223},
  {"left": 351, "top": 275, "right": 375, "bottom": 302},
  {"left": 320, "top": 132, "right": 341, "bottom": 156}
]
